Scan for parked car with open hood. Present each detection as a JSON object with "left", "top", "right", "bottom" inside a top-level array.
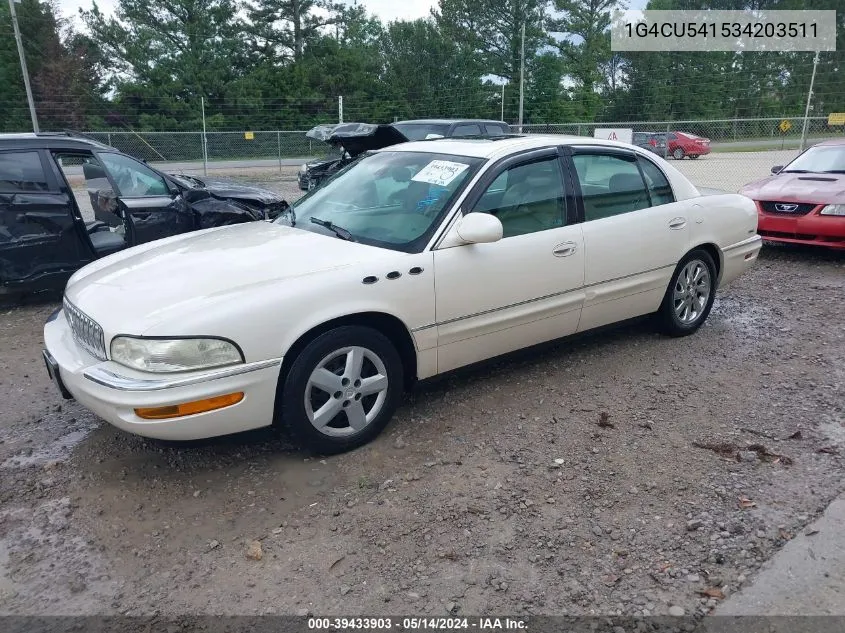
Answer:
[
  {"left": 0, "top": 133, "right": 289, "bottom": 296},
  {"left": 298, "top": 119, "right": 511, "bottom": 190},
  {"left": 740, "top": 138, "right": 845, "bottom": 249},
  {"left": 44, "top": 134, "right": 761, "bottom": 454}
]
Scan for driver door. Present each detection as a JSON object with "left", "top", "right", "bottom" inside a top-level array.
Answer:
[
  {"left": 432, "top": 149, "right": 586, "bottom": 373},
  {"left": 96, "top": 152, "right": 194, "bottom": 246}
]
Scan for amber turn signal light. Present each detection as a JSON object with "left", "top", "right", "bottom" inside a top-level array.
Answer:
[{"left": 135, "top": 392, "right": 244, "bottom": 420}]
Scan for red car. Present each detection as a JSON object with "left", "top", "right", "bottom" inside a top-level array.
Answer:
[
  {"left": 740, "top": 138, "right": 845, "bottom": 249},
  {"left": 667, "top": 131, "right": 711, "bottom": 160}
]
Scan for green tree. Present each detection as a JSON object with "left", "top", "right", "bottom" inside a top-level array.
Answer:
[
  {"left": 549, "top": 0, "right": 620, "bottom": 120},
  {"left": 247, "top": 0, "right": 345, "bottom": 62},
  {"left": 435, "top": 0, "right": 549, "bottom": 119},
  {"left": 1, "top": 0, "right": 105, "bottom": 131},
  {"left": 82, "top": 0, "right": 248, "bottom": 128},
  {"left": 379, "top": 18, "right": 490, "bottom": 121}
]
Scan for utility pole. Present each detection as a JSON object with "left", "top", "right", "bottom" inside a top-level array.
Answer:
[
  {"left": 501, "top": 84, "right": 505, "bottom": 122},
  {"left": 518, "top": 22, "right": 525, "bottom": 133},
  {"left": 799, "top": 51, "right": 820, "bottom": 153},
  {"left": 8, "top": 0, "right": 39, "bottom": 132},
  {"left": 339, "top": 96, "right": 344, "bottom": 123}
]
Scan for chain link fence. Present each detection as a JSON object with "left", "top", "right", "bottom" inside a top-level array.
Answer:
[
  {"left": 82, "top": 130, "right": 325, "bottom": 165},
  {"left": 80, "top": 117, "right": 841, "bottom": 192}
]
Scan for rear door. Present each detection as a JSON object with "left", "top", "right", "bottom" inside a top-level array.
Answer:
[
  {"left": 0, "top": 150, "right": 92, "bottom": 289},
  {"left": 96, "top": 152, "right": 195, "bottom": 245},
  {"left": 567, "top": 147, "right": 689, "bottom": 332}
]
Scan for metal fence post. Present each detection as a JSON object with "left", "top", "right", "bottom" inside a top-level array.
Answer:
[
  {"left": 799, "top": 51, "right": 820, "bottom": 153},
  {"left": 201, "top": 97, "right": 208, "bottom": 176},
  {"left": 277, "top": 131, "right": 282, "bottom": 172},
  {"left": 107, "top": 132, "right": 112, "bottom": 147}
]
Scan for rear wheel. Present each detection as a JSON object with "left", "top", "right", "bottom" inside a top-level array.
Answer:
[
  {"left": 672, "top": 148, "right": 685, "bottom": 160},
  {"left": 657, "top": 250, "right": 717, "bottom": 337},
  {"left": 278, "top": 326, "right": 403, "bottom": 454}
]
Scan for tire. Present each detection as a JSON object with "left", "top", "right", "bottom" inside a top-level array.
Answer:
[
  {"left": 689, "top": 154, "right": 700, "bottom": 160},
  {"left": 278, "top": 326, "right": 404, "bottom": 454},
  {"left": 672, "top": 147, "right": 685, "bottom": 160},
  {"left": 657, "top": 249, "right": 717, "bottom": 337}
]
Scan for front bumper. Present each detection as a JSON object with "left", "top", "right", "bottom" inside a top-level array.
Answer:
[
  {"left": 297, "top": 171, "right": 310, "bottom": 190},
  {"left": 44, "top": 310, "right": 282, "bottom": 440},
  {"left": 757, "top": 206, "right": 845, "bottom": 249}
]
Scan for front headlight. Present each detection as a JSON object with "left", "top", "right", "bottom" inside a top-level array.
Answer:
[
  {"left": 110, "top": 337, "right": 244, "bottom": 373},
  {"left": 299, "top": 163, "right": 308, "bottom": 174},
  {"left": 820, "top": 204, "right": 845, "bottom": 216}
]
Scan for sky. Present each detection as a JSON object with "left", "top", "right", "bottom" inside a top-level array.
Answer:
[
  {"left": 57, "top": 0, "right": 440, "bottom": 24},
  {"left": 57, "top": 0, "right": 651, "bottom": 26}
]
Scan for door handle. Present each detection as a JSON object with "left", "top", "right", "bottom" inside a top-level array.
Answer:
[
  {"left": 553, "top": 241, "right": 577, "bottom": 257},
  {"left": 669, "top": 217, "right": 687, "bottom": 230}
]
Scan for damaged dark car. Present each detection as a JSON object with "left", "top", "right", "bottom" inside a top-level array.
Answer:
[
  {"left": 298, "top": 119, "right": 511, "bottom": 190},
  {"left": 0, "top": 133, "right": 289, "bottom": 296},
  {"left": 298, "top": 123, "right": 409, "bottom": 191}
]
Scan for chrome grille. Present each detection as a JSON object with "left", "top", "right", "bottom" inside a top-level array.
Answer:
[
  {"left": 63, "top": 298, "right": 107, "bottom": 361},
  {"left": 760, "top": 201, "right": 816, "bottom": 215}
]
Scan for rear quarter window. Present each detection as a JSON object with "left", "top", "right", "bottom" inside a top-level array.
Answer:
[{"left": 0, "top": 152, "right": 49, "bottom": 193}]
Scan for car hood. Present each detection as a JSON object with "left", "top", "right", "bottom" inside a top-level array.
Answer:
[
  {"left": 740, "top": 172, "right": 845, "bottom": 204},
  {"left": 305, "top": 123, "right": 409, "bottom": 157},
  {"left": 65, "top": 221, "right": 395, "bottom": 335},
  {"left": 171, "top": 175, "right": 286, "bottom": 206}
]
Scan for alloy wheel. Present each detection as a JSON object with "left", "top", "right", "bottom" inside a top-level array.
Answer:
[
  {"left": 673, "top": 259, "right": 711, "bottom": 325},
  {"left": 304, "top": 346, "right": 389, "bottom": 437}
]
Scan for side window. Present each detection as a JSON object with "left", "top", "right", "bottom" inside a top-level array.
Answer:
[
  {"left": 485, "top": 123, "right": 510, "bottom": 135},
  {"left": 469, "top": 157, "right": 566, "bottom": 238},
  {"left": 98, "top": 153, "right": 169, "bottom": 197},
  {"left": 0, "top": 152, "right": 49, "bottom": 193},
  {"left": 55, "top": 152, "right": 119, "bottom": 223},
  {"left": 638, "top": 158, "right": 675, "bottom": 206},
  {"left": 453, "top": 124, "right": 482, "bottom": 137},
  {"left": 572, "top": 153, "right": 650, "bottom": 221}
]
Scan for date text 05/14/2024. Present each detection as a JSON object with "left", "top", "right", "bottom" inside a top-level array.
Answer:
[{"left": 307, "top": 617, "right": 528, "bottom": 630}]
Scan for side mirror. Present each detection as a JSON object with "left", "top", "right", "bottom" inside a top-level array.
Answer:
[
  {"left": 456, "top": 212, "right": 503, "bottom": 244},
  {"left": 771, "top": 165, "right": 783, "bottom": 174}
]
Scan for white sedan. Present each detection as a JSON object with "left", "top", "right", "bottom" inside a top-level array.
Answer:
[{"left": 43, "top": 136, "right": 762, "bottom": 453}]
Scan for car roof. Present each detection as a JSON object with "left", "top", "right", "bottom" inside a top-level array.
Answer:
[
  {"left": 815, "top": 137, "right": 845, "bottom": 147},
  {"left": 0, "top": 132, "right": 114, "bottom": 152},
  {"left": 394, "top": 119, "right": 509, "bottom": 126},
  {"left": 382, "top": 134, "right": 652, "bottom": 160}
]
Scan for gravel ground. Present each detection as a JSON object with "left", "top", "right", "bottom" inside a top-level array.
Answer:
[{"left": 0, "top": 238, "right": 843, "bottom": 618}]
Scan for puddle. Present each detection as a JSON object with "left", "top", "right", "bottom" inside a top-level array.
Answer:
[
  {"left": 713, "top": 298, "right": 774, "bottom": 334},
  {"left": 820, "top": 418, "right": 845, "bottom": 447},
  {"left": 1, "top": 425, "right": 96, "bottom": 470},
  {"left": 0, "top": 538, "right": 16, "bottom": 601}
]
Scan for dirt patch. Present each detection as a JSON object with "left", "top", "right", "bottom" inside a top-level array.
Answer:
[{"left": 0, "top": 238, "right": 843, "bottom": 617}]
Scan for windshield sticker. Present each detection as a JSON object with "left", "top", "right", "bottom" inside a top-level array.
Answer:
[
  {"left": 425, "top": 134, "right": 445, "bottom": 139},
  {"left": 412, "top": 160, "right": 470, "bottom": 187}
]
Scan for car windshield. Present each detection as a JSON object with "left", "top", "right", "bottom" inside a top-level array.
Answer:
[
  {"left": 783, "top": 145, "right": 845, "bottom": 173},
  {"left": 281, "top": 150, "right": 484, "bottom": 252},
  {"left": 393, "top": 123, "right": 451, "bottom": 141}
]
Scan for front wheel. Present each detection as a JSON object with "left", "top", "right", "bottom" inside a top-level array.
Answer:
[
  {"left": 657, "top": 250, "right": 717, "bottom": 337},
  {"left": 672, "top": 148, "right": 685, "bottom": 160},
  {"left": 278, "top": 326, "right": 404, "bottom": 454}
]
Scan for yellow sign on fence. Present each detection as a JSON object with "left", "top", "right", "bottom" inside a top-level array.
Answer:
[
  {"left": 244, "top": 131, "right": 255, "bottom": 140},
  {"left": 828, "top": 113, "right": 845, "bottom": 126},
  {"left": 778, "top": 119, "right": 792, "bottom": 133}
]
